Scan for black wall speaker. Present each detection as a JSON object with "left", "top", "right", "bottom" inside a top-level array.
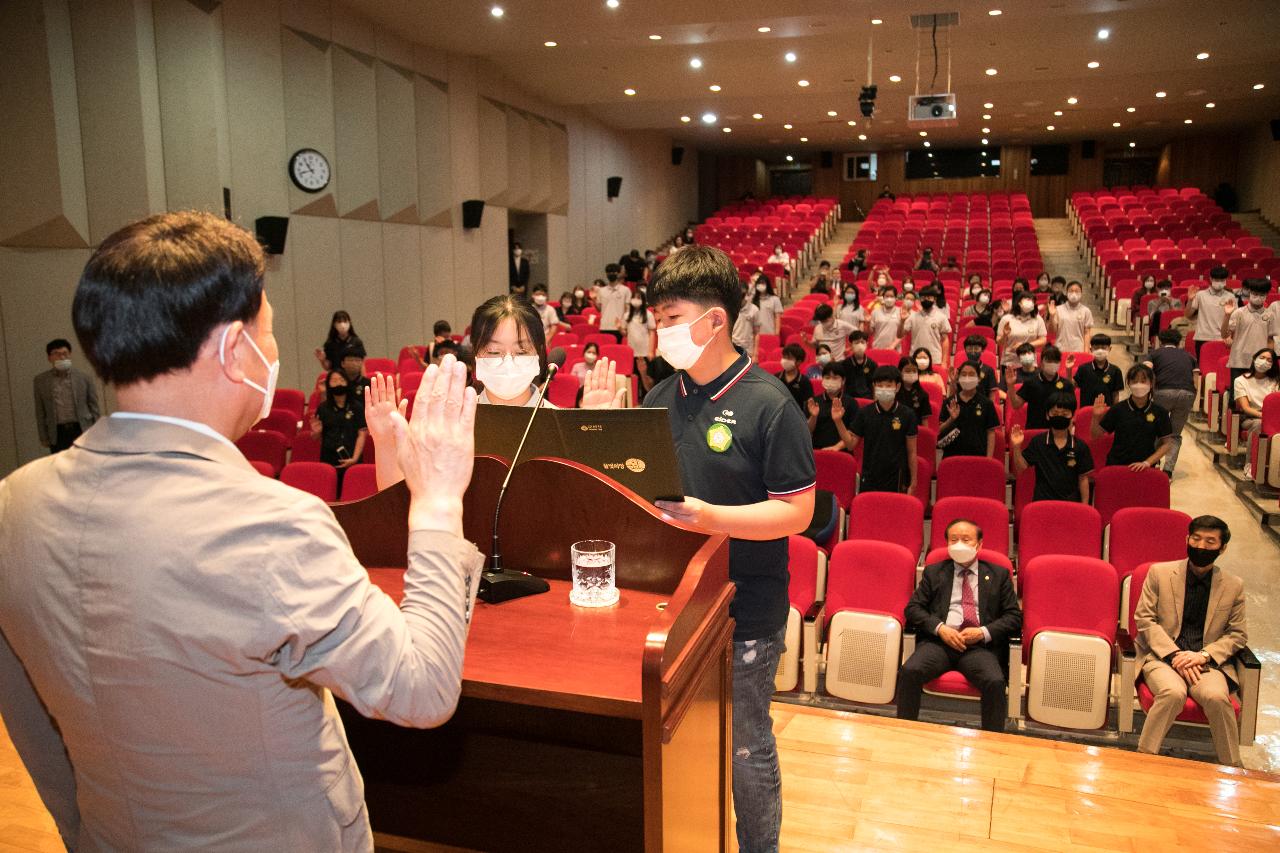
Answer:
[
  {"left": 672, "top": 146, "right": 685, "bottom": 166},
  {"left": 1271, "top": 119, "right": 1280, "bottom": 141},
  {"left": 254, "top": 216, "right": 288, "bottom": 255},
  {"left": 820, "top": 150, "right": 834, "bottom": 169},
  {"left": 606, "top": 176, "right": 623, "bottom": 199},
  {"left": 461, "top": 199, "right": 485, "bottom": 229},
  {"left": 1081, "top": 140, "right": 1097, "bottom": 160}
]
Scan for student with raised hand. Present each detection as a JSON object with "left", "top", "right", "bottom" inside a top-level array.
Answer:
[
  {"left": 959, "top": 334, "right": 998, "bottom": 396},
  {"left": 807, "top": 363, "right": 857, "bottom": 451},
  {"left": 1049, "top": 280, "right": 1093, "bottom": 353},
  {"left": 996, "top": 292, "right": 1047, "bottom": 368},
  {"left": 1184, "top": 266, "right": 1233, "bottom": 359},
  {"left": 938, "top": 361, "right": 1000, "bottom": 459},
  {"left": 1073, "top": 333, "right": 1124, "bottom": 407},
  {"left": 844, "top": 366, "right": 919, "bottom": 495},
  {"left": 1222, "top": 278, "right": 1280, "bottom": 387},
  {"left": 1091, "top": 363, "right": 1173, "bottom": 471},
  {"left": 1010, "top": 392, "right": 1093, "bottom": 503},
  {"left": 1008, "top": 344, "right": 1076, "bottom": 430},
  {"left": 870, "top": 284, "right": 902, "bottom": 349},
  {"left": 841, "top": 330, "right": 877, "bottom": 399},
  {"left": 810, "top": 302, "right": 856, "bottom": 361},
  {"left": 900, "top": 285, "right": 952, "bottom": 365}
]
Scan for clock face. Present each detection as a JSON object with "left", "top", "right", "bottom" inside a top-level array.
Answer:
[{"left": 289, "top": 148, "right": 330, "bottom": 193}]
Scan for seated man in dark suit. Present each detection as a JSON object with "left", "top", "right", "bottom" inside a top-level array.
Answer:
[{"left": 896, "top": 519, "right": 1023, "bottom": 732}]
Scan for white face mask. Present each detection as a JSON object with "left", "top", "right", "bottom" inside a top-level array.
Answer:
[
  {"left": 476, "top": 354, "right": 540, "bottom": 400},
  {"left": 574, "top": 290, "right": 585, "bottom": 298},
  {"left": 1249, "top": 294, "right": 1266, "bottom": 307},
  {"left": 1129, "top": 382, "right": 1151, "bottom": 398},
  {"left": 1020, "top": 299, "right": 1035, "bottom": 314},
  {"left": 851, "top": 343, "right": 867, "bottom": 356},
  {"left": 1254, "top": 357, "right": 1273, "bottom": 374},
  {"left": 630, "top": 298, "right": 642, "bottom": 307},
  {"left": 903, "top": 282, "right": 915, "bottom": 292},
  {"left": 1067, "top": 292, "right": 1081, "bottom": 305},
  {"left": 1019, "top": 354, "right": 1036, "bottom": 368},
  {"left": 978, "top": 293, "right": 990, "bottom": 305},
  {"left": 53, "top": 358, "right": 72, "bottom": 372},
  {"left": 533, "top": 294, "right": 547, "bottom": 306},
  {"left": 958, "top": 375, "right": 979, "bottom": 391},
  {"left": 583, "top": 352, "right": 598, "bottom": 364},
  {"left": 513, "top": 248, "right": 522, "bottom": 257},
  {"left": 822, "top": 379, "right": 842, "bottom": 394},
  {"left": 817, "top": 353, "right": 832, "bottom": 365},
  {"left": 1209, "top": 280, "right": 1225, "bottom": 293},
  {"left": 874, "top": 386, "right": 897, "bottom": 404},
  {"left": 948, "top": 540, "right": 978, "bottom": 565},
  {"left": 756, "top": 283, "right": 767, "bottom": 293},
  {"left": 1093, "top": 348, "right": 1109, "bottom": 361},
  {"left": 780, "top": 358, "right": 796, "bottom": 372},
  {"left": 219, "top": 324, "right": 280, "bottom": 422},
  {"left": 914, "top": 357, "right": 930, "bottom": 370},
  {"left": 656, "top": 308, "right": 716, "bottom": 370}
]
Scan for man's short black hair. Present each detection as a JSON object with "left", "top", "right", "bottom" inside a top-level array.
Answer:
[
  {"left": 1051, "top": 275, "right": 1068, "bottom": 286},
  {"left": 1244, "top": 277, "right": 1272, "bottom": 295},
  {"left": 821, "top": 362, "right": 843, "bottom": 379},
  {"left": 848, "top": 329, "right": 868, "bottom": 343},
  {"left": 1045, "top": 391, "right": 1077, "bottom": 413},
  {"left": 813, "top": 303, "right": 834, "bottom": 322},
  {"left": 46, "top": 338, "right": 72, "bottom": 355},
  {"left": 871, "top": 365, "right": 901, "bottom": 385},
  {"left": 1158, "top": 328, "right": 1182, "bottom": 347},
  {"left": 433, "top": 339, "right": 460, "bottom": 357},
  {"left": 1066, "top": 279, "right": 1083, "bottom": 290},
  {"left": 782, "top": 343, "right": 806, "bottom": 361},
  {"left": 649, "top": 245, "right": 742, "bottom": 329},
  {"left": 944, "top": 518, "right": 984, "bottom": 541},
  {"left": 1209, "top": 266, "right": 1230, "bottom": 281},
  {"left": 73, "top": 211, "right": 264, "bottom": 386},
  {"left": 1188, "top": 514, "right": 1231, "bottom": 545},
  {"left": 1041, "top": 345, "right": 1062, "bottom": 363},
  {"left": 964, "top": 334, "right": 987, "bottom": 350},
  {"left": 531, "top": 284, "right": 547, "bottom": 294},
  {"left": 1016, "top": 342, "right": 1036, "bottom": 356},
  {"left": 1090, "top": 332, "right": 1111, "bottom": 348},
  {"left": 340, "top": 341, "right": 367, "bottom": 361},
  {"left": 433, "top": 320, "right": 452, "bottom": 336},
  {"left": 818, "top": 259, "right": 831, "bottom": 268}
]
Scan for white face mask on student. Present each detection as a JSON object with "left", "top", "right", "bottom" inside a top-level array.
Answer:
[
  {"left": 657, "top": 308, "right": 717, "bottom": 370},
  {"left": 219, "top": 324, "right": 279, "bottom": 422},
  {"left": 476, "top": 354, "right": 540, "bottom": 399}
]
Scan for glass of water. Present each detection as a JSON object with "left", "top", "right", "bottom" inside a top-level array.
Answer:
[{"left": 570, "top": 540, "right": 619, "bottom": 608}]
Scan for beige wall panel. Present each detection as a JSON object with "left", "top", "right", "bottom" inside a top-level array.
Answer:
[
  {"left": 69, "top": 0, "right": 164, "bottom": 243},
  {"left": 478, "top": 98, "right": 510, "bottom": 206},
  {"left": 411, "top": 42, "right": 448, "bottom": 82},
  {"left": 287, "top": 215, "right": 342, "bottom": 380},
  {"left": 337, "top": 219, "right": 387, "bottom": 357},
  {"left": 565, "top": 121, "right": 587, "bottom": 283},
  {"left": 0, "top": 292, "right": 15, "bottom": 474},
  {"left": 152, "top": 0, "right": 229, "bottom": 214},
  {"left": 373, "top": 25, "right": 413, "bottom": 71},
  {"left": 418, "top": 226, "right": 457, "bottom": 332},
  {"left": 528, "top": 118, "right": 553, "bottom": 213},
  {"left": 381, "top": 223, "right": 425, "bottom": 354},
  {"left": 262, "top": 252, "right": 303, "bottom": 393},
  {"left": 545, "top": 213, "right": 568, "bottom": 295},
  {"left": 447, "top": 56, "right": 483, "bottom": 304},
  {"left": 549, "top": 123, "right": 570, "bottom": 214},
  {"left": 279, "top": 0, "right": 330, "bottom": 42},
  {"left": 0, "top": 247, "right": 95, "bottom": 468},
  {"left": 332, "top": 45, "right": 380, "bottom": 220},
  {"left": 581, "top": 122, "right": 608, "bottom": 277},
  {"left": 221, "top": 0, "right": 290, "bottom": 230},
  {"left": 330, "top": 3, "right": 374, "bottom": 56},
  {"left": 480, "top": 204, "right": 509, "bottom": 303},
  {"left": 375, "top": 60, "right": 418, "bottom": 224},
  {"left": 505, "top": 109, "right": 532, "bottom": 212},
  {"left": 0, "top": 0, "right": 89, "bottom": 248},
  {"left": 281, "top": 27, "right": 338, "bottom": 216},
  {"left": 414, "top": 75, "right": 452, "bottom": 226}
]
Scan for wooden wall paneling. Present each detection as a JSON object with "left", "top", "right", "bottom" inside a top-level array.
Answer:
[
  {"left": 281, "top": 26, "right": 338, "bottom": 217},
  {"left": 1238, "top": 123, "right": 1280, "bottom": 224},
  {"left": 414, "top": 75, "right": 452, "bottom": 227},
  {"left": 375, "top": 60, "right": 419, "bottom": 224},
  {"left": 337, "top": 220, "right": 387, "bottom": 357},
  {"left": 152, "top": 0, "right": 230, "bottom": 215},
  {"left": 478, "top": 98, "right": 510, "bottom": 205},
  {"left": 331, "top": 45, "right": 380, "bottom": 220},
  {"left": 505, "top": 109, "right": 533, "bottom": 212},
  {"left": 373, "top": 24, "right": 414, "bottom": 72},
  {"left": 0, "top": 0, "right": 89, "bottom": 248},
  {"left": 69, "top": 0, "right": 165, "bottom": 243},
  {"left": 549, "top": 123, "right": 570, "bottom": 215},
  {"left": 418, "top": 225, "right": 457, "bottom": 332},
  {"left": 1157, "top": 135, "right": 1240, "bottom": 192},
  {"left": 382, "top": 222, "right": 425, "bottom": 354},
  {"left": 528, "top": 118, "right": 553, "bottom": 213},
  {"left": 287, "top": 215, "right": 342, "bottom": 382}
]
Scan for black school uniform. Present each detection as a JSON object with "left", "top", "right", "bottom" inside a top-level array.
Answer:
[
  {"left": 1098, "top": 397, "right": 1173, "bottom": 466},
  {"left": 851, "top": 401, "right": 918, "bottom": 493},
  {"left": 1017, "top": 372, "right": 1076, "bottom": 429},
  {"left": 1074, "top": 360, "right": 1124, "bottom": 407},
  {"left": 1022, "top": 431, "right": 1094, "bottom": 501},
  {"left": 940, "top": 393, "right": 1000, "bottom": 458}
]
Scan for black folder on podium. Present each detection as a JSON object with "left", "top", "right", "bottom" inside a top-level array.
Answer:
[{"left": 475, "top": 406, "right": 686, "bottom": 502}]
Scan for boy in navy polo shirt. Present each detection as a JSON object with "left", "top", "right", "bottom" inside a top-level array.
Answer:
[
  {"left": 644, "top": 245, "right": 815, "bottom": 853},
  {"left": 845, "top": 365, "right": 919, "bottom": 494}
]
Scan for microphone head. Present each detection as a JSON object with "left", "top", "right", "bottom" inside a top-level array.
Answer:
[
  {"left": 547, "top": 347, "right": 567, "bottom": 369},
  {"left": 545, "top": 362, "right": 559, "bottom": 379}
]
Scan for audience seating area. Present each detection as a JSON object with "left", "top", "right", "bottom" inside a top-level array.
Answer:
[{"left": 694, "top": 196, "right": 841, "bottom": 291}]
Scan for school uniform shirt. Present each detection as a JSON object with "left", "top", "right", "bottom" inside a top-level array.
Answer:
[
  {"left": 813, "top": 318, "right": 857, "bottom": 360},
  {"left": 811, "top": 393, "right": 857, "bottom": 449},
  {"left": 870, "top": 306, "right": 902, "bottom": 350},
  {"left": 1053, "top": 303, "right": 1093, "bottom": 353},
  {"left": 1149, "top": 347, "right": 1197, "bottom": 394},
  {"left": 1099, "top": 397, "right": 1173, "bottom": 466},
  {"left": 838, "top": 303, "right": 865, "bottom": 328},
  {"left": 850, "top": 401, "right": 919, "bottom": 492},
  {"left": 775, "top": 369, "right": 814, "bottom": 411},
  {"left": 535, "top": 303, "right": 562, "bottom": 338},
  {"left": 839, "top": 356, "right": 878, "bottom": 400},
  {"left": 626, "top": 308, "right": 656, "bottom": 358},
  {"left": 597, "top": 283, "right": 631, "bottom": 332},
  {"left": 732, "top": 302, "right": 760, "bottom": 352},
  {"left": 755, "top": 294, "right": 784, "bottom": 336},
  {"left": 1226, "top": 304, "right": 1280, "bottom": 368},
  {"left": 1074, "top": 360, "right": 1124, "bottom": 407},
  {"left": 315, "top": 400, "right": 366, "bottom": 461},
  {"left": 1189, "top": 288, "right": 1232, "bottom": 343},
  {"left": 1022, "top": 432, "right": 1094, "bottom": 501},
  {"left": 997, "top": 314, "right": 1047, "bottom": 365},
  {"left": 897, "top": 383, "right": 932, "bottom": 425},
  {"left": 1017, "top": 372, "right": 1076, "bottom": 429},
  {"left": 903, "top": 308, "right": 952, "bottom": 363},
  {"left": 940, "top": 393, "right": 1000, "bottom": 458},
  {"left": 645, "top": 349, "right": 816, "bottom": 641}
]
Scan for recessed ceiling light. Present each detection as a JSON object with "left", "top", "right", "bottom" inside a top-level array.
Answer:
[
  {"left": 757, "top": 26, "right": 771, "bottom": 33},
  {"left": 544, "top": 41, "right": 557, "bottom": 47},
  {"left": 1196, "top": 51, "right": 1210, "bottom": 60},
  {"left": 606, "top": 0, "right": 620, "bottom": 7},
  {"left": 985, "top": 68, "right": 998, "bottom": 76},
  {"left": 1254, "top": 83, "right": 1266, "bottom": 90},
  {"left": 1184, "top": 118, "right": 1193, "bottom": 124},
  {"left": 785, "top": 51, "right": 797, "bottom": 63},
  {"left": 690, "top": 57, "right": 703, "bottom": 69},
  {"left": 753, "top": 113, "right": 764, "bottom": 120},
  {"left": 800, "top": 136, "right": 808, "bottom": 142},
  {"left": 1155, "top": 91, "right": 1168, "bottom": 99},
  {"left": 889, "top": 74, "right": 902, "bottom": 83},
  {"left": 783, "top": 123, "right": 793, "bottom": 129},
  {"left": 981, "top": 137, "right": 989, "bottom": 144},
  {"left": 797, "top": 79, "right": 809, "bottom": 87},
  {"left": 1052, "top": 111, "right": 1062, "bottom": 117},
  {"left": 827, "top": 110, "right": 838, "bottom": 117},
  {"left": 701, "top": 112, "right": 716, "bottom": 124},
  {"left": 1087, "top": 61, "right": 1100, "bottom": 69},
  {"left": 871, "top": 18, "right": 883, "bottom": 26},
  {"left": 983, "top": 102, "right": 994, "bottom": 109},
  {"left": 847, "top": 120, "right": 857, "bottom": 126},
  {"left": 1112, "top": 121, "right": 1121, "bottom": 127},
  {"left": 983, "top": 126, "right": 992, "bottom": 132},
  {"left": 1097, "top": 28, "right": 1110, "bottom": 39},
  {"left": 858, "top": 133, "right": 867, "bottom": 140},
  {"left": 1126, "top": 106, "right": 1137, "bottom": 113},
  {"left": 722, "top": 127, "right": 732, "bottom": 133},
  {"left": 1046, "top": 124, "right": 1055, "bottom": 130},
  {"left": 786, "top": 155, "right": 794, "bottom": 162},
  {"left": 709, "top": 84, "right": 721, "bottom": 92},
  {"left": 1187, "top": 88, "right": 1206, "bottom": 96},
  {"left": 680, "top": 115, "right": 691, "bottom": 122},
  {"left": 928, "top": 152, "right": 934, "bottom": 157},
  {"left": 923, "top": 140, "right": 931, "bottom": 147},
  {"left": 1205, "top": 102, "right": 1215, "bottom": 108},
  {"left": 623, "top": 87, "right": 636, "bottom": 96},
  {"left": 989, "top": 9, "right": 1002, "bottom": 16},
  {"left": 919, "top": 130, "right": 928, "bottom": 137},
  {"left": 490, "top": 5, "right": 504, "bottom": 18},
  {"left": 1129, "top": 141, "right": 1136, "bottom": 148},
  {"left": 648, "top": 34, "right": 661, "bottom": 40},
  {"left": 982, "top": 113, "right": 992, "bottom": 120},
  {"left": 1067, "top": 96, "right": 1078, "bottom": 105}
]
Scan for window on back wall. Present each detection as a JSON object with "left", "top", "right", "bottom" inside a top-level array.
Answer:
[
  {"left": 843, "top": 153, "right": 878, "bottom": 182},
  {"left": 904, "top": 147, "right": 1001, "bottom": 180}
]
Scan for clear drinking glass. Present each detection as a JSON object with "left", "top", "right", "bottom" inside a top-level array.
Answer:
[{"left": 570, "top": 540, "right": 619, "bottom": 607}]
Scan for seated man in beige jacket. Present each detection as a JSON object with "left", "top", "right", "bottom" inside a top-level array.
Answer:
[
  {"left": 0, "top": 211, "right": 483, "bottom": 851},
  {"left": 1134, "top": 514, "right": 1248, "bottom": 766}
]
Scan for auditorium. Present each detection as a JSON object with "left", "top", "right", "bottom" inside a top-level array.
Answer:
[{"left": 3, "top": 1, "right": 1280, "bottom": 850}]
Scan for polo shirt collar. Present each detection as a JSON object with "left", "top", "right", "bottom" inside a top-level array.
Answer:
[{"left": 678, "top": 347, "right": 752, "bottom": 401}]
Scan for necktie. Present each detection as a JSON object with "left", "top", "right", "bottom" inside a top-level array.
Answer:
[{"left": 960, "top": 568, "right": 980, "bottom": 629}]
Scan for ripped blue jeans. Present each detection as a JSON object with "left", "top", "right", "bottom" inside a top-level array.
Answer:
[{"left": 732, "top": 627, "right": 786, "bottom": 853}]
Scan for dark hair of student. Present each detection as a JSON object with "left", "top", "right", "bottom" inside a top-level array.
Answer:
[
  {"left": 871, "top": 365, "right": 902, "bottom": 385},
  {"left": 327, "top": 310, "right": 356, "bottom": 343},
  {"left": 1157, "top": 328, "right": 1182, "bottom": 347},
  {"left": 1045, "top": 390, "right": 1078, "bottom": 413},
  {"left": 964, "top": 333, "right": 987, "bottom": 350},
  {"left": 1244, "top": 347, "right": 1278, "bottom": 380},
  {"left": 908, "top": 348, "right": 935, "bottom": 374},
  {"left": 73, "top": 210, "right": 264, "bottom": 386},
  {"left": 648, "top": 244, "right": 743, "bottom": 329},
  {"left": 1090, "top": 332, "right": 1112, "bottom": 348},
  {"left": 782, "top": 343, "right": 806, "bottom": 362},
  {"left": 752, "top": 274, "right": 776, "bottom": 306},
  {"left": 626, "top": 288, "right": 648, "bottom": 324},
  {"left": 46, "top": 338, "right": 72, "bottom": 355},
  {"left": 821, "top": 362, "right": 843, "bottom": 379},
  {"left": 1125, "top": 363, "right": 1155, "bottom": 385},
  {"left": 433, "top": 319, "right": 452, "bottom": 337},
  {"left": 468, "top": 294, "right": 549, "bottom": 384},
  {"left": 813, "top": 303, "right": 834, "bottom": 323}
]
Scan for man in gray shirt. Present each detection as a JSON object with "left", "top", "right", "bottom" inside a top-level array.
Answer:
[
  {"left": 1145, "top": 328, "right": 1198, "bottom": 476},
  {"left": 33, "top": 338, "right": 99, "bottom": 453}
]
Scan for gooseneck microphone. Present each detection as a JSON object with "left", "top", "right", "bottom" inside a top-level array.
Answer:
[{"left": 478, "top": 362, "right": 556, "bottom": 603}]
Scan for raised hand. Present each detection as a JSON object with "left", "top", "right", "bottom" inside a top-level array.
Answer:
[
  {"left": 947, "top": 399, "right": 961, "bottom": 420},
  {"left": 1223, "top": 300, "right": 1236, "bottom": 315},
  {"left": 1009, "top": 423, "right": 1025, "bottom": 449},
  {"left": 1093, "top": 393, "right": 1107, "bottom": 414},
  {"left": 1004, "top": 363, "right": 1017, "bottom": 383},
  {"left": 365, "top": 372, "right": 407, "bottom": 448},
  {"left": 1186, "top": 284, "right": 1199, "bottom": 302},
  {"left": 830, "top": 397, "right": 845, "bottom": 420},
  {"left": 1066, "top": 354, "right": 1076, "bottom": 371},
  {"left": 581, "top": 356, "right": 626, "bottom": 409},
  {"left": 807, "top": 397, "right": 821, "bottom": 418}
]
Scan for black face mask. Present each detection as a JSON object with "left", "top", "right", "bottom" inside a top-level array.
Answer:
[
  {"left": 966, "top": 350, "right": 983, "bottom": 362},
  {"left": 921, "top": 299, "right": 935, "bottom": 311},
  {"left": 328, "top": 386, "right": 348, "bottom": 403},
  {"left": 1047, "top": 415, "right": 1071, "bottom": 430},
  {"left": 1187, "top": 545, "right": 1219, "bottom": 568}
]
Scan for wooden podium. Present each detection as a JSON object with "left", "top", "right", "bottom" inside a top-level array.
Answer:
[{"left": 331, "top": 457, "right": 734, "bottom": 852}]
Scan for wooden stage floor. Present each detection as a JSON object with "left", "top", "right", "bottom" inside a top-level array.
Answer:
[{"left": 2, "top": 704, "right": 1278, "bottom": 852}]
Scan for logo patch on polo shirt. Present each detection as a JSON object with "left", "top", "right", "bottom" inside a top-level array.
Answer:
[
  {"left": 1103, "top": 375, "right": 1111, "bottom": 383},
  {"left": 707, "top": 423, "right": 734, "bottom": 452},
  {"left": 1146, "top": 413, "right": 1155, "bottom": 422},
  {"left": 1055, "top": 381, "right": 1064, "bottom": 389},
  {"left": 891, "top": 418, "right": 901, "bottom": 430}
]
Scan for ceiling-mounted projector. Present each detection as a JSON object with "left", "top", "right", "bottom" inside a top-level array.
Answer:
[{"left": 908, "top": 93, "right": 958, "bottom": 126}]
